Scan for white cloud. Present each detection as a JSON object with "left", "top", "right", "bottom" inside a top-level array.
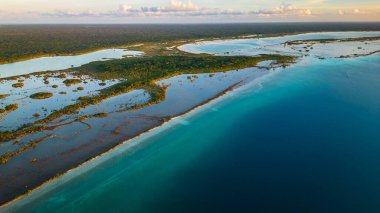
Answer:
[
  {"left": 252, "top": 4, "right": 312, "bottom": 17},
  {"left": 42, "top": 1, "right": 311, "bottom": 18},
  {"left": 164, "top": 0, "right": 199, "bottom": 12}
]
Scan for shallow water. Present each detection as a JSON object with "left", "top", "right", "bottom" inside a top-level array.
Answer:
[
  {"left": 0, "top": 49, "right": 142, "bottom": 78},
  {"left": 0, "top": 74, "right": 119, "bottom": 131},
  {"left": 179, "top": 31, "right": 380, "bottom": 57}
]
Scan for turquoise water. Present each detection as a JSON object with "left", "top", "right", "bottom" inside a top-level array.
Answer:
[{"left": 7, "top": 53, "right": 380, "bottom": 212}]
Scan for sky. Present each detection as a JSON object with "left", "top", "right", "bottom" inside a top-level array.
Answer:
[{"left": 0, "top": 0, "right": 379, "bottom": 23}]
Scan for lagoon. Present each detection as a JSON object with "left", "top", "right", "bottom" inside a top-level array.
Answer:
[{"left": 0, "top": 49, "right": 142, "bottom": 78}]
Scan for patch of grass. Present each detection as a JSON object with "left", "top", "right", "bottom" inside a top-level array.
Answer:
[
  {"left": 0, "top": 125, "right": 46, "bottom": 143},
  {"left": 0, "top": 94, "right": 10, "bottom": 99},
  {"left": 57, "top": 73, "right": 67, "bottom": 78},
  {"left": 30, "top": 92, "right": 53, "bottom": 99},
  {"left": 93, "top": 112, "right": 108, "bottom": 118},
  {"left": 113, "top": 128, "right": 121, "bottom": 134},
  {"left": 12, "top": 83, "right": 24, "bottom": 88},
  {"left": 5, "top": 104, "right": 18, "bottom": 111},
  {"left": 63, "top": 79, "right": 82, "bottom": 86}
]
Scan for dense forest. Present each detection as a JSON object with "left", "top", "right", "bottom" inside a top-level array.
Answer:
[{"left": 1, "top": 23, "right": 380, "bottom": 63}]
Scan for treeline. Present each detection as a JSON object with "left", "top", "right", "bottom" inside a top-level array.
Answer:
[
  {"left": 79, "top": 55, "right": 295, "bottom": 81},
  {"left": 1, "top": 23, "right": 380, "bottom": 63}
]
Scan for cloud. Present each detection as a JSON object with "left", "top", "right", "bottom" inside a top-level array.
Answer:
[
  {"left": 42, "top": 1, "right": 311, "bottom": 18},
  {"left": 163, "top": 0, "right": 199, "bottom": 12},
  {"left": 50, "top": 9, "right": 100, "bottom": 17},
  {"left": 252, "top": 4, "right": 312, "bottom": 17},
  {"left": 336, "top": 8, "right": 371, "bottom": 16}
]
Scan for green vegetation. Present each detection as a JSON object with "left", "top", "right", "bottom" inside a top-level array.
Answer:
[
  {"left": 0, "top": 94, "right": 10, "bottom": 99},
  {"left": 63, "top": 79, "right": 82, "bottom": 86},
  {"left": 0, "top": 109, "right": 5, "bottom": 113},
  {"left": 0, "top": 125, "right": 46, "bottom": 144},
  {"left": 30, "top": 92, "right": 54, "bottom": 99},
  {"left": 93, "top": 112, "right": 108, "bottom": 118},
  {"left": 57, "top": 73, "right": 67, "bottom": 78},
  {"left": 5, "top": 104, "right": 18, "bottom": 111},
  {"left": 52, "top": 84, "right": 59, "bottom": 88},
  {"left": 113, "top": 128, "right": 121, "bottom": 135},
  {"left": 80, "top": 55, "right": 294, "bottom": 80},
  {"left": 12, "top": 83, "right": 24, "bottom": 88},
  {"left": 77, "top": 86, "right": 84, "bottom": 91}
]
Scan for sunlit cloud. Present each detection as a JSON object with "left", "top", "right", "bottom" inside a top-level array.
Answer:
[
  {"left": 1, "top": 0, "right": 379, "bottom": 23},
  {"left": 42, "top": 1, "right": 312, "bottom": 18}
]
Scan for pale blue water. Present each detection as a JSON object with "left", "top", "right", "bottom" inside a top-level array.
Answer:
[
  {"left": 179, "top": 31, "right": 380, "bottom": 57},
  {"left": 0, "top": 49, "right": 142, "bottom": 78},
  {"left": 6, "top": 52, "right": 380, "bottom": 212}
]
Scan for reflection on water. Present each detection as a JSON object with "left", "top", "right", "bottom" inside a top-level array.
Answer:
[
  {"left": 0, "top": 49, "right": 143, "bottom": 78},
  {"left": 179, "top": 31, "right": 380, "bottom": 58}
]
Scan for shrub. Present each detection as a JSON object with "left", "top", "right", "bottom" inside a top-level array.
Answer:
[
  {"left": 63, "top": 79, "right": 82, "bottom": 86},
  {"left": 0, "top": 94, "right": 10, "bottom": 99},
  {"left": 12, "top": 83, "right": 24, "bottom": 88},
  {"left": 57, "top": 73, "right": 67, "bottom": 78},
  {"left": 52, "top": 84, "right": 58, "bottom": 88},
  {"left": 30, "top": 92, "right": 53, "bottom": 99},
  {"left": 5, "top": 104, "right": 18, "bottom": 111},
  {"left": 77, "top": 86, "right": 84, "bottom": 90}
]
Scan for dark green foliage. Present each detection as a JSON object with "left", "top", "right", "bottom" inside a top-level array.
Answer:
[
  {"left": 80, "top": 55, "right": 294, "bottom": 81},
  {"left": 5, "top": 104, "right": 18, "bottom": 111},
  {"left": 30, "top": 92, "right": 53, "bottom": 99},
  {"left": 57, "top": 73, "right": 67, "bottom": 78},
  {"left": 0, "top": 94, "right": 10, "bottom": 99},
  {"left": 63, "top": 79, "right": 82, "bottom": 86},
  {"left": 12, "top": 83, "right": 24, "bottom": 88}
]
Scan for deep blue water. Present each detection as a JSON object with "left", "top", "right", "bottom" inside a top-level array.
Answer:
[{"left": 8, "top": 54, "right": 380, "bottom": 213}]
